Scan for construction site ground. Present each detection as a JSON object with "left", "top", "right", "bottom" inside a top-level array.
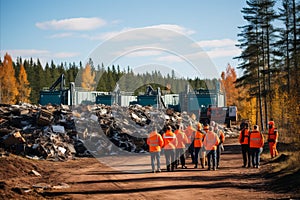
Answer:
[{"left": 1, "top": 138, "right": 299, "bottom": 200}]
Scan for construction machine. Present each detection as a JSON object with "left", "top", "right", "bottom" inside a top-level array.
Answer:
[{"left": 39, "top": 74, "right": 74, "bottom": 105}]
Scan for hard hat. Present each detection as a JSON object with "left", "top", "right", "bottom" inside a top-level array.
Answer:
[
  {"left": 203, "top": 125, "right": 209, "bottom": 130},
  {"left": 268, "top": 121, "right": 275, "bottom": 126},
  {"left": 197, "top": 123, "right": 202, "bottom": 130}
]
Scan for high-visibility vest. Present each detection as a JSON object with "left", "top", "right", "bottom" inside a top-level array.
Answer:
[
  {"left": 268, "top": 128, "right": 278, "bottom": 143},
  {"left": 249, "top": 130, "right": 264, "bottom": 148},
  {"left": 175, "top": 129, "right": 188, "bottom": 149},
  {"left": 215, "top": 129, "right": 225, "bottom": 144},
  {"left": 203, "top": 131, "right": 220, "bottom": 150},
  {"left": 194, "top": 131, "right": 204, "bottom": 148},
  {"left": 163, "top": 130, "right": 177, "bottom": 150},
  {"left": 147, "top": 132, "right": 164, "bottom": 152},
  {"left": 184, "top": 126, "right": 195, "bottom": 144},
  {"left": 239, "top": 128, "right": 250, "bottom": 145}
]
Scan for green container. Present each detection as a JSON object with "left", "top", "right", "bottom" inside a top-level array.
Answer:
[
  {"left": 96, "top": 95, "right": 115, "bottom": 105},
  {"left": 39, "top": 90, "right": 68, "bottom": 105},
  {"left": 137, "top": 95, "right": 157, "bottom": 106}
]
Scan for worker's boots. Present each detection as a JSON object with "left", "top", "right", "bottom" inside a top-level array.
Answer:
[
  {"left": 200, "top": 158, "right": 205, "bottom": 169},
  {"left": 167, "top": 165, "right": 171, "bottom": 172}
]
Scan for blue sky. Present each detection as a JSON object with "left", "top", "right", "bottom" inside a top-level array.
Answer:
[{"left": 0, "top": 0, "right": 247, "bottom": 78}]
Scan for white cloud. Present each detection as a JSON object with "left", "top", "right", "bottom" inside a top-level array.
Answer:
[
  {"left": 49, "top": 32, "right": 75, "bottom": 39},
  {"left": 36, "top": 17, "right": 106, "bottom": 31},
  {"left": 146, "top": 24, "right": 195, "bottom": 36},
  {"left": 124, "top": 50, "right": 162, "bottom": 58},
  {"left": 196, "top": 39, "right": 236, "bottom": 48},
  {"left": 86, "top": 24, "right": 195, "bottom": 41},
  {"left": 155, "top": 55, "right": 185, "bottom": 63},
  {"left": 206, "top": 47, "right": 241, "bottom": 58}
]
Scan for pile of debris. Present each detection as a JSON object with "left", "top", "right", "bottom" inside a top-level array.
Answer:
[
  {"left": 0, "top": 103, "right": 197, "bottom": 160},
  {"left": 0, "top": 103, "right": 238, "bottom": 161}
]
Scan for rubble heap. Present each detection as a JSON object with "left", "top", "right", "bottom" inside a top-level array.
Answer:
[
  {"left": 0, "top": 103, "right": 196, "bottom": 160},
  {"left": 0, "top": 103, "right": 239, "bottom": 161}
]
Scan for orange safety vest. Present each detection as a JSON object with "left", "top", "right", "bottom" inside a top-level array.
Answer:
[
  {"left": 203, "top": 131, "right": 220, "bottom": 150},
  {"left": 175, "top": 129, "right": 188, "bottom": 149},
  {"left": 147, "top": 131, "right": 164, "bottom": 152},
  {"left": 268, "top": 128, "right": 278, "bottom": 143},
  {"left": 239, "top": 128, "right": 250, "bottom": 145},
  {"left": 215, "top": 129, "right": 225, "bottom": 144},
  {"left": 249, "top": 130, "right": 264, "bottom": 148},
  {"left": 163, "top": 130, "right": 177, "bottom": 150},
  {"left": 184, "top": 126, "right": 195, "bottom": 144},
  {"left": 194, "top": 130, "right": 204, "bottom": 148}
]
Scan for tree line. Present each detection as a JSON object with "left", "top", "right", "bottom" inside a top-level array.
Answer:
[
  {"left": 235, "top": 0, "right": 300, "bottom": 133},
  {"left": 0, "top": 53, "right": 220, "bottom": 104}
]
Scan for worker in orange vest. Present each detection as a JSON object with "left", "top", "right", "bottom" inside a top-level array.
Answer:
[
  {"left": 238, "top": 122, "right": 251, "bottom": 167},
  {"left": 194, "top": 125, "right": 205, "bottom": 168},
  {"left": 163, "top": 126, "right": 178, "bottom": 172},
  {"left": 213, "top": 122, "right": 225, "bottom": 169},
  {"left": 175, "top": 124, "right": 189, "bottom": 169},
  {"left": 203, "top": 126, "right": 220, "bottom": 170},
  {"left": 249, "top": 125, "right": 264, "bottom": 168},
  {"left": 184, "top": 123, "right": 196, "bottom": 164},
  {"left": 147, "top": 127, "right": 164, "bottom": 173},
  {"left": 268, "top": 121, "right": 279, "bottom": 158}
]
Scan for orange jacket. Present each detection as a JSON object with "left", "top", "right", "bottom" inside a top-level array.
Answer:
[
  {"left": 175, "top": 129, "right": 188, "bottom": 149},
  {"left": 147, "top": 131, "right": 164, "bottom": 152},
  {"left": 194, "top": 130, "right": 204, "bottom": 148},
  {"left": 268, "top": 128, "right": 278, "bottom": 143},
  {"left": 184, "top": 125, "right": 195, "bottom": 144},
  {"left": 203, "top": 131, "right": 220, "bottom": 150},
  {"left": 249, "top": 130, "right": 264, "bottom": 148},
  {"left": 163, "top": 130, "right": 177, "bottom": 150},
  {"left": 239, "top": 128, "right": 250, "bottom": 145},
  {"left": 215, "top": 129, "right": 225, "bottom": 144}
]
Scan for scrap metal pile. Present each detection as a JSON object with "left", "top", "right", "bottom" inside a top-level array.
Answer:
[{"left": 0, "top": 103, "right": 239, "bottom": 161}]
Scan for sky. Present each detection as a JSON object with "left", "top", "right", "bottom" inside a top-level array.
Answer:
[{"left": 0, "top": 0, "right": 247, "bottom": 79}]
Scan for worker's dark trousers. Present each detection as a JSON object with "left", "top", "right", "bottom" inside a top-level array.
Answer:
[
  {"left": 241, "top": 144, "right": 251, "bottom": 167},
  {"left": 206, "top": 150, "right": 216, "bottom": 169},
  {"left": 216, "top": 144, "right": 222, "bottom": 168},
  {"left": 164, "top": 149, "right": 176, "bottom": 171},
  {"left": 176, "top": 148, "right": 186, "bottom": 167},
  {"left": 187, "top": 144, "right": 195, "bottom": 163},
  {"left": 194, "top": 147, "right": 201, "bottom": 166}
]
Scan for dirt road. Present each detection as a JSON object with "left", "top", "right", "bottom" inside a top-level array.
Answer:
[{"left": 0, "top": 138, "right": 297, "bottom": 200}]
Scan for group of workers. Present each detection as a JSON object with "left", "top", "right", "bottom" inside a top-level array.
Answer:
[
  {"left": 238, "top": 120, "right": 279, "bottom": 168},
  {"left": 146, "top": 121, "right": 225, "bottom": 173},
  {"left": 147, "top": 119, "right": 279, "bottom": 173}
]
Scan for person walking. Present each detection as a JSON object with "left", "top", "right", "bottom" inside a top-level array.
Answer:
[
  {"left": 268, "top": 121, "right": 279, "bottom": 158},
  {"left": 203, "top": 126, "right": 220, "bottom": 170},
  {"left": 239, "top": 122, "right": 251, "bottom": 167},
  {"left": 249, "top": 125, "right": 264, "bottom": 168},
  {"left": 213, "top": 122, "right": 225, "bottom": 168},
  {"left": 163, "top": 126, "right": 178, "bottom": 172},
  {"left": 184, "top": 123, "right": 196, "bottom": 164},
  {"left": 194, "top": 125, "right": 205, "bottom": 168},
  {"left": 175, "top": 124, "right": 189, "bottom": 169},
  {"left": 147, "top": 127, "right": 164, "bottom": 173}
]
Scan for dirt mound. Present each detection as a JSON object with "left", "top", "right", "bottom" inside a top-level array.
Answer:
[{"left": 0, "top": 154, "right": 46, "bottom": 199}]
